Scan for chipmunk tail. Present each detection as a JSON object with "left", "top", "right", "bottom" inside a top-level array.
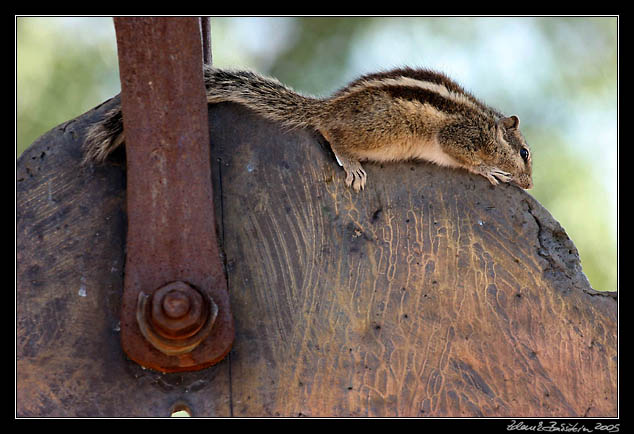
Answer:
[
  {"left": 204, "top": 66, "right": 324, "bottom": 130},
  {"left": 82, "top": 105, "right": 124, "bottom": 166}
]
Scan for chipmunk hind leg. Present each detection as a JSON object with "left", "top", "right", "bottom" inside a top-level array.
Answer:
[{"left": 320, "top": 129, "right": 367, "bottom": 191}]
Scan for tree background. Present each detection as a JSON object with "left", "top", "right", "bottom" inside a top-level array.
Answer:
[{"left": 16, "top": 16, "right": 618, "bottom": 293}]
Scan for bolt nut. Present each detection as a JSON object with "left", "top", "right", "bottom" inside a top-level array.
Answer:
[
  {"left": 150, "top": 281, "right": 206, "bottom": 339},
  {"left": 136, "top": 281, "right": 218, "bottom": 356}
]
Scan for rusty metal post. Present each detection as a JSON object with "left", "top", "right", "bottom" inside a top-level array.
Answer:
[
  {"left": 114, "top": 17, "right": 233, "bottom": 372},
  {"left": 200, "top": 17, "right": 212, "bottom": 66}
]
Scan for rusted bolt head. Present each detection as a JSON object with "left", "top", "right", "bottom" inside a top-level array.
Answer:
[
  {"left": 149, "top": 281, "right": 207, "bottom": 339},
  {"left": 162, "top": 289, "right": 191, "bottom": 318},
  {"left": 136, "top": 281, "right": 219, "bottom": 356}
]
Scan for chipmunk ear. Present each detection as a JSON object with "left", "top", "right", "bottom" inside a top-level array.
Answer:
[{"left": 499, "top": 115, "right": 520, "bottom": 130}]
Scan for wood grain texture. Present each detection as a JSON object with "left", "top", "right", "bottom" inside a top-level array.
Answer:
[
  {"left": 16, "top": 99, "right": 617, "bottom": 417},
  {"left": 210, "top": 103, "right": 617, "bottom": 417}
]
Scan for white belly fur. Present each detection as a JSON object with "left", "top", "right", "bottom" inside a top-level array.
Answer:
[{"left": 357, "top": 136, "right": 462, "bottom": 169}]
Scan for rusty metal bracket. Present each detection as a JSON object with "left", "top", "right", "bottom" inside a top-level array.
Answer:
[{"left": 114, "top": 17, "right": 233, "bottom": 372}]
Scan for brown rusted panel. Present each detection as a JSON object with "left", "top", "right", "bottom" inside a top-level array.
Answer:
[{"left": 113, "top": 17, "right": 233, "bottom": 372}]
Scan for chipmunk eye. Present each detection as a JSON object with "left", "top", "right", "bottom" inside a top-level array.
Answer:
[{"left": 520, "top": 147, "right": 529, "bottom": 161}]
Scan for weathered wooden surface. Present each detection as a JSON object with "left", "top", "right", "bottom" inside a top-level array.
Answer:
[{"left": 16, "top": 97, "right": 617, "bottom": 417}]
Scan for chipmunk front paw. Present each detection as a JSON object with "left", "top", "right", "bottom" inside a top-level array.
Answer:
[{"left": 472, "top": 165, "right": 512, "bottom": 186}]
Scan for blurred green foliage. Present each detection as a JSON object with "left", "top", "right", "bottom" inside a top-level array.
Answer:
[
  {"left": 16, "top": 17, "right": 617, "bottom": 292},
  {"left": 17, "top": 17, "right": 119, "bottom": 156}
]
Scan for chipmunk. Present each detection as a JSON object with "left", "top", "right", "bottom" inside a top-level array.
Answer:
[{"left": 83, "top": 66, "right": 533, "bottom": 191}]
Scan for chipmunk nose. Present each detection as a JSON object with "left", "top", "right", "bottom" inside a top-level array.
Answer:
[
  {"left": 523, "top": 178, "right": 534, "bottom": 190},
  {"left": 513, "top": 176, "right": 533, "bottom": 190}
]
